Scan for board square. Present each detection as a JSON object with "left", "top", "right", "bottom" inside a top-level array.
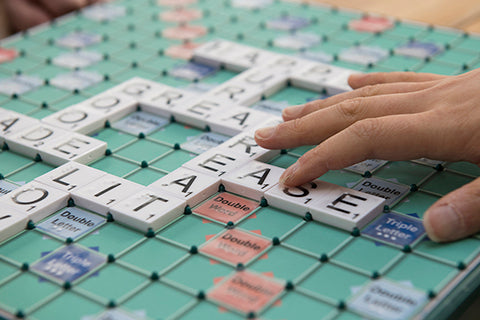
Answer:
[
  {"left": 193, "top": 192, "right": 259, "bottom": 224},
  {"left": 208, "top": 270, "right": 285, "bottom": 314},
  {"left": 200, "top": 228, "right": 271, "bottom": 265}
]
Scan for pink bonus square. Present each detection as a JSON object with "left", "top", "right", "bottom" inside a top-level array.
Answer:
[
  {"left": 208, "top": 271, "right": 284, "bottom": 314},
  {"left": 201, "top": 229, "right": 271, "bottom": 265}
]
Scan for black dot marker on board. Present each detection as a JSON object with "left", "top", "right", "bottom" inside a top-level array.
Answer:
[
  {"left": 151, "top": 271, "right": 159, "bottom": 281},
  {"left": 236, "top": 263, "right": 245, "bottom": 271},
  {"left": 197, "top": 290, "right": 205, "bottom": 300},
  {"left": 410, "top": 184, "right": 418, "bottom": 192},
  {"left": 337, "top": 300, "right": 346, "bottom": 310},
  {"left": 141, "top": 161, "right": 148, "bottom": 168},
  {"left": 247, "top": 312, "right": 256, "bottom": 319},
  {"left": 145, "top": 228, "right": 155, "bottom": 238},
  {"left": 66, "top": 237, "right": 73, "bottom": 244},
  {"left": 371, "top": 271, "right": 380, "bottom": 279},
  {"left": 107, "top": 213, "right": 114, "bottom": 222},
  {"left": 402, "top": 245, "right": 412, "bottom": 253},
  {"left": 21, "top": 263, "right": 29, "bottom": 271},
  {"left": 184, "top": 206, "right": 192, "bottom": 215},
  {"left": 16, "top": 310, "right": 25, "bottom": 319},
  {"left": 260, "top": 197, "right": 268, "bottom": 207},
  {"left": 319, "top": 253, "right": 329, "bottom": 263},
  {"left": 218, "top": 184, "right": 226, "bottom": 192},
  {"left": 457, "top": 261, "right": 466, "bottom": 270},
  {"left": 304, "top": 212, "right": 313, "bottom": 221},
  {"left": 27, "top": 220, "right": 35, "bottom": 230},
  {"left": 67, "top": 198, "right": 75, "bottom": 207},
  {"left": 34, "top": 154, "right": 42, "bottom": 162},
  {"left": 428, "top": 290, "right": 436, "bottom": 299},
  {"left": 272, "top": 236, "right": 280, "bottom": 246},
  {"left": 107, "top": 300, "right": 116, "bottom": 308},
  {"left": 383, "top": 205, "right": 390, "bottom": 213},
  {"left": 63, "top": 281, "right": 71, "bottom": 290},
  {"left": 226, "top": 221, "right": 235, "bottom": 229},
  {"left": 190, "top": 245, "right": 198, "bottom": 254},
  {"left": 105, "top": 149, "right": 112, "bottom": 156},
  {"left": 285, "top": 281, "right": 294, "bottom": 291},
  {"left": 351, "top": 227, "right": 360, "bottom": 237},
  {"left": 107, "top": 254, "right": 115, "bottom": 263}
]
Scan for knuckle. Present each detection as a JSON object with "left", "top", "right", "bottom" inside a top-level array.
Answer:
[
  {"left": 360, "top": 84, "right": 381, "bottom": 97},
  {"left": 349, "top": 118, "right": 381, "bottom": 140},
  {"left": 336, "top": 98, "right": 364, "bottom": 120}
]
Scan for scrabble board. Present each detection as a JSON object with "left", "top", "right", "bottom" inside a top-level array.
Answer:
[{"left": 1, "top": 0, "right": 480, "bottom": 319}]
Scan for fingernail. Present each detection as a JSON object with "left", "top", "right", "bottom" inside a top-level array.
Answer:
[
  {"left": 255, "top": 126, "right": 276, "bottom": 140},
  {"left": 280, "top": 162, "right": 299, "bottom": 186},
  {"left": 282, "top": 104, "right": 304, "bottom": 118},
  {"left": 424, "top": 205, "right": 460, "bottom": 242}
]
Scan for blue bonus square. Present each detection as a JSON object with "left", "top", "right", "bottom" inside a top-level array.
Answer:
[
  {"left": 37, "top": 207, "right": 106, "bottom": 241},
  {"left": 32, "top": 244, "right": 105, "bottom": 282},
  {"left": 362, "top": 212, "right": 425, "bottom": 246}
]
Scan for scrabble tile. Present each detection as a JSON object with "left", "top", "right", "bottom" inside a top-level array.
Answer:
[
  {"left": 108, "top": 77, "right": 169, "bottom": 100},
  {"left": 171, "top": 98, "right": 227, "bottom": 129},
  {"left": 0, "top": 180, "right": 20, "bottom": 197},
  {"left": 308, "top": 184, "right": 385, "bottom": 231},
  {"left": 6, "top": 124, "right": 72, "bottom": 159},
  {"left": 207, "top": 106, "right": 273, "bottom": 136},
  {"left": 0, "top": 204, "right": 28, "bottom": 243},
  {"left": 0, "top": 181, "right": 70, "bottom": 222},
  {"left": 35, "top": 162, "right": 106, "bottom": 193},
  {"left": 0, "top": 108, "right": 39, "bottom": 145},
  {"left": 36, "top": 207, "right": 106, "bottom": 240},
  {"left": 264, "top": 179, "right": 336, "bottom": 216},
  {"left": 71, "top": 174, "right": 144, "bottom": 215},
  {"left": 78, "top": 91, "right": 138, "bottom": 122},
  {"left": 193, "top": 39, "right": 248, "bottom": 69},
  {"left": 149, "top": 167, "right": 221, "bottom": 206},
  {"left": 182, "top": 148, "right": 251, "bottom": 178},
  {"left": 217, "top": 131, "right": 280, "bottom": 162},
  {"left": 40, "top": 133, "right": 107, "bottom": 166},
  {"left": 41, "top": 105, "right": 107, "bottom": 134},
  {"left": 205, "top": 67, "right": 288, "bottom": 106},
  {"left": 139, "top": 87, "right": 196, "bottom": 119},
  {"left": 291, "top": 62, "right": 359, "bottom": 95},
  {"left": 109, "top": 188, "right": 186, "bottom": 232},
  {"left": 222, "top": 160, "right": 284, "bottom": 201}
]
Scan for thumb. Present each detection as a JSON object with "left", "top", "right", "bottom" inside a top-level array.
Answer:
[{"left": 423, "top": 177, "right": 480, "bottom": 242}]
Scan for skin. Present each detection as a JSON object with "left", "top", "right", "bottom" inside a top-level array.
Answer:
[
  {"left": 255, "top": 69, "right": 480, "bottom": 242},
  {"left": 4, "top": 0, "right": 100, "bottom": 33}
]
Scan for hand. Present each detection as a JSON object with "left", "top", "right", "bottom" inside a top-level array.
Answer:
[
  {"left": 4, "top": 0, "right": 100, "bottom": 33},
  {"left": 255, "top": 69, "right": 480, "bottom": 242}
]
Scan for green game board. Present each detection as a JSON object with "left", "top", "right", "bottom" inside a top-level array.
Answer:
[{"left": 0, "top": 0, "right": 479, "bottom": 320}]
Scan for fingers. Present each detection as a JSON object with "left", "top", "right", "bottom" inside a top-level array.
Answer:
[
  {"left": 256, "top": 91, "right": 425, "bottom": 150},
  {"left": 278, "top": 113, "right": 439, "bottom": 187},
  {"left": 34, "top": 0, "right": 89, "bottom": 17},
  {"left": 348, "top": 72, "right": 447, "bottom": 89},
  {"left": 4, "top": 0, "right": 50, "bottom": 32},
  {"left": 282, "top": 80, "right": 437, "bottom": 121},
  {"left": 423, "top": 177, "right": 480, "bottom": 242}
]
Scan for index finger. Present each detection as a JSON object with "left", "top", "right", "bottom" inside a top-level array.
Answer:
[{"left": 279, "top": 113, "right": 442, "bottom": 187}]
